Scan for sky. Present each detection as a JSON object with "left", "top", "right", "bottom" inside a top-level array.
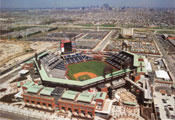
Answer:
[{"left": 0, "top": 0, "right": 174, "bottom": 9}]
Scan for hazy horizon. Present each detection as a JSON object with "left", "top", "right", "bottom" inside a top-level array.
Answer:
[{"left": 0, "top": 0, "right": 175, "bottom": 9}]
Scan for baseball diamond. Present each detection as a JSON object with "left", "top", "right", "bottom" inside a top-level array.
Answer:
[{"left": 66, "top": 60, "right": 115, "bottom": 80}]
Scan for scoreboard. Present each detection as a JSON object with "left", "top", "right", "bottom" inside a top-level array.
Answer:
[{"left": 60, "top": 40, "right": 76, "bottom": 54}]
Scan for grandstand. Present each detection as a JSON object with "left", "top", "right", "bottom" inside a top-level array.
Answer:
[
  {"left": 33, "top": 51, "right": 143, "bottom": 91},
  {"left": 63, "top": 53, "right": 93, "bottom": 65},
  {"left": 106, "top": 51, "right": 134, "bottom": 69}
]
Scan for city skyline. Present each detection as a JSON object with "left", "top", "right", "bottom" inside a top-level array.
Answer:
[{"left": 0, "top": 0, "right": 175, "bottom": 9}]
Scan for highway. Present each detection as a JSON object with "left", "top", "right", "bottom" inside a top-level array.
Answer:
[
  {"left": 93, "top": 30, "right": 115, "bottom": 52},
  {"left": 154, "top": 35, "right": 175, "bottom": 82}
]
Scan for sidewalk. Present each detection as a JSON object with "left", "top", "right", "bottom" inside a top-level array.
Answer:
[{"left": 0, "top": 102, "right": 71, "bottom": 120}]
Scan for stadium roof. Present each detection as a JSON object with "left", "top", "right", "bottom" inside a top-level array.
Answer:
[
  {"left": 61, "top": 90, "right": 78, "bottom": 100},
  {"left": 27, "top": 85, "right": 43, "bottom": 94},
  {"left": 77, "top": 93, "right": 94, "bottom": 103},
  {"left": 95, "top": 92, "right": 107, "bottom": 100},
  {"left": 40, "top": 87, "right": 55, "bottom": 96}
]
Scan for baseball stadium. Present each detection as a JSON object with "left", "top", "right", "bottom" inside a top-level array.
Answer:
[{"left": 32, "top": 49, "right": 143, "bottom": 91}]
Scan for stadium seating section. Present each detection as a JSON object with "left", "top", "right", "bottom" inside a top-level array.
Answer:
[{"left": 40, "top": 53, "right": 93, "bottom": 71}]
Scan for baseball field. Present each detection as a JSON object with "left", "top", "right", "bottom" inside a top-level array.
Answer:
[{"left": 67, "top": 60, "right": 115, "bottom": 81}]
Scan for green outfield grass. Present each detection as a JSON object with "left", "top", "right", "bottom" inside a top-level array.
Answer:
[{"left": 67, "top": 60, "right": 115, "bottom": 80}]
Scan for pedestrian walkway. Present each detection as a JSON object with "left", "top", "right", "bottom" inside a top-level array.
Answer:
[{"left": 0, "top": 102, "right": 71, "bottom": 120}]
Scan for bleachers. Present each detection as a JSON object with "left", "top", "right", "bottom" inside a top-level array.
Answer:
[
  {"left": 106, "top": 51, "right": 133, "bottom": 69},
  {"left": 50, "top": 59, "right": 62, "bottom": 70},
  {"left": 47, "top": 57, "right": 59, "bottom": 66},
  {"left": 40, "top": 53, "right": 94, "bottom": 68},
  {"left": 64, "top": 53, "right": 93, "bottom": 65},
  {"left": 54, "top": 61, "right": 66, "bottom": 70},
  {"left": 40, "top": 53, "right": 66, "bottom": 71}
]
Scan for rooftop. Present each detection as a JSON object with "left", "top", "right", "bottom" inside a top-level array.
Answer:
[
  {"left": 155, "top": 70, "right": 170, "bottom": 80},
  {"left": 123, "top": 101, "right": 137, "bottom": 106},
  {"left": 27, "top": 85, "right": 43, "bottom": 94},
  {"left": 95, "top": 99, "right": 113, "bottom": 114},
  {"left": 40, "top": 87, "right": 55, "bottom": 96},
  {"left": 95, "top": 92, "right": 107, "bottom": 101},
  {"left": 137, "top": 67, "right": 147, "bottom": 73},
  {"left": 51, "top": 87, "right": 64, "bottom": 96},
  {"left": 61, "top": 90, "right": 78, "bottom": 100},
  {"left": 22, "top": 81, "right": 35, "bottom": 89},
  {"left": 17, "top": 82, "right": 21, "bottom": 87},
  {"left": 76, "top": 93, "right": 94, "bottom": 103}
]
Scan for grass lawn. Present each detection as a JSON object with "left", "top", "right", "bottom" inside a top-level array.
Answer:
[
  {"left": 101, "top": 24, "right": 116, "bottom": 27},
  {"left": 157, "top": 31, "right": 175, "bottom": 34},
  {"left": 75, "top": 24, "right": 94, "bottom": 27},
  {"left": 67, "top": 60, "right": 114, "bottom": 80}
]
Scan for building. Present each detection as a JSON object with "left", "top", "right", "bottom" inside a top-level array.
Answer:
[
  {"left": 155, "top": 70, "right": 170, "bottom": 81},
  {"left": 153, "top": 85, "right": 175, "bottom": 120},
  {"left": 95, "top": 92, "right": 107, "bottom": 111},
  {"left": 22, "top": 84, "right": 55, "bottom": 110},
  {"left": 58, "top": 90, "right": 96, "bottom": 118},
  {"left": 22, "top": 61, "right": 34, "bottom": 70},
  {"left": 121, "top": 28, "right": 134, "bottom": 38},
  {"left": 22, "top": 83, "right": 110, "bottom": 119},
  {"left": 22, "top": 82, "right": 111, "bottom": 119},
  {"left": 22, "top": 81, "right": 35, "bottom": 92}
]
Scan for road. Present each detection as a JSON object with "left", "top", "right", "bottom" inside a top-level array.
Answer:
[
  {"left": 0, "top": 111, "right": 39, "bottom": 120},
  {"left": 93, "top": 30, "right": 115, "bottom": 52},
  {"left": 154, "top": 35, "right": 175, "bottom": 82},
  {"left": 0, "top": 67, "right": 21, "bottom": 84}
]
